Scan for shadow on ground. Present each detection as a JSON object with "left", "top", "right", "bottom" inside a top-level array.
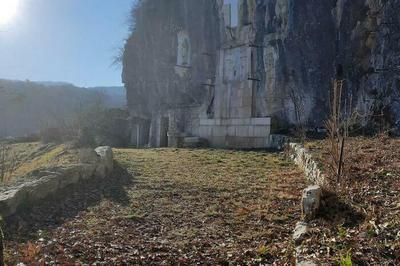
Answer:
[
  {"left": 4, "top": 161, "right": 134, "bottom": 241},
  {"left": 318, "top": 190, "right": 365, "bottom": 227}
]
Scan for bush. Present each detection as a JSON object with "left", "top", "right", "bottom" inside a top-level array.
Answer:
[
  {"left": 39, "top": 127, "right": 65, "bottom": 143},
  {"left": 39, "top": 107, "right": 130, "bottom": 148}
]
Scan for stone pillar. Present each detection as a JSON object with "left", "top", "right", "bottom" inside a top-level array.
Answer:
[
  {"left": 130, "top": 124, "right": 138, "bottom": 148},
  {"left": 167, "top": 130, "right": 180, "bottom": 148},
  {"left": 167, "top": 113, "right": 183, "bottom": 148}
]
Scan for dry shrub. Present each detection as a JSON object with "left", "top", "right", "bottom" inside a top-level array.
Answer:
[
  {"left": 324, "top": 80, "right": 347, "bottom": 188},
  {"left": 20, "top": 242, "right": 42, "bottom": 264}
]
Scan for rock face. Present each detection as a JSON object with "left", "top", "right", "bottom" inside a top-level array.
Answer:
[{"left": 123, "top": 0, "right": 400, "bottom": 148}]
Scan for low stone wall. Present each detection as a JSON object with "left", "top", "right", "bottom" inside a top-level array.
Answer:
[
  {"left": 0, "top": 146, "right": 113, "bottom": 218},
  {"left": 289, "top": 143, "right": 326, "bottom": 186},
  {"left": 288, "top": 142, "right": 327, "bottom": 266}
]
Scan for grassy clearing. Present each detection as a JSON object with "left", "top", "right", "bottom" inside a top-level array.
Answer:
[{"left": 6, "top": 148, "right": 306, "bottom": 265}]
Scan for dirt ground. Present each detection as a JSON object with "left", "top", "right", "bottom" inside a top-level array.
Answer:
[
  {"left": 5, "top": 148, "right": 306, "bottom": 265},
  {"left": 304, "top": 136, "right": 400, "bottom": 265}
]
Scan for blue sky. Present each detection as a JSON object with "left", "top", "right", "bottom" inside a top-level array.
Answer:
[{"left": 0, "top": 0, "right": 135, "bottom": 87}]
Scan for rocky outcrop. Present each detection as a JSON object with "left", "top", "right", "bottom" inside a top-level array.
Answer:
[{"left": 0, "top": 147, "right": 113, "bottom": 218}]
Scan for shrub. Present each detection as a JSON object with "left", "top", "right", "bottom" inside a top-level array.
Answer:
[{"left": 339, "top": 250, "right": 353, "bottom": 266}]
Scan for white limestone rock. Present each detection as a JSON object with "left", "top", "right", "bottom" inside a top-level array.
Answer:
[
  {"left": 302, "top": 185, "right": 321, "bottom": 220},
  {"left": 293, "top": 221, "right": 309, "bottom": 245},
  {"left": 95, "top": 146, "right": 113, "bottom": 174}
]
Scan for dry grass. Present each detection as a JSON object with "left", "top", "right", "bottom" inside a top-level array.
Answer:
[
  {"left": 6, "top": 148, "right": 307, "bottom": 265},
  {"left": 0, "top": 142, "right": 79, "bottom": 186}
]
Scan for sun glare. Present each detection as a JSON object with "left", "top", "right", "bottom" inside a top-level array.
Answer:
[{"left": 0, "top": 0, "right": 19, "bottom": 25}]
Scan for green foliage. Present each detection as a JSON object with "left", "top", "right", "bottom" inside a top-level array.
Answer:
[
  {"left": 339, "top": 251, "right": 353, "bottom": 266},
  {"left": 73, "top": 106, "right": 130, "bottom": 148},
  {"left": 257, "top": 245, "right": 269, "bottom": 260},
  {"left": 338, "top": 226, "right": 347, "bottom": 238},
  {"left": 121, "top": 213, "right": 144, "bottom": 221}
]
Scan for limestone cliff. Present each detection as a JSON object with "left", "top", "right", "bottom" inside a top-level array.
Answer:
[
  {"left": 256, "top": 0, "right": 400, "bottom": 129},
  {"left": 123, "top": 0, "right": 400, "bottom": 147},
  {"left": 122, "top": 0, "right": 221, "bottom": 118}
]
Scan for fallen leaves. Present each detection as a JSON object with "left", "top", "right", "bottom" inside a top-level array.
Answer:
[
  {"left": 5, "top": 148, "right": 306, "bottom": 265},
  {"left": 305, "top": 136, "right": 400, "bottom": 264}
]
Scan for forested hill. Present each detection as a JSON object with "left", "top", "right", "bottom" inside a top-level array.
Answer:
[{"left": 0, "top": 79, "right": 126, "bottom": 138}]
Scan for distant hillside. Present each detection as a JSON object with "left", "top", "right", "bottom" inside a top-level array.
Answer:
[
  {"left": 87, "top": 86, "right": 126, "bottom": 107},
  {"left": 0, "top": 79, "right": 126, "bottom": 138}
]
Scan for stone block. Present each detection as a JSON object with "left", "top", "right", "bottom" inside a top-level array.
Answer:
[
  {"left": 80, "top": 163, "right": 97, "bottom": 180},
  {"left": 302, "top": 185, "right": 321, "bottom": 220},
  {"left": 95, "top": 164, "right": 107, "bottom": 179},
  {"left": 248, "top": 125, "right": 255, "bottom": 136},
  {"left": 95, "top": 146, "right": 114, "bottom": 174},
  {"left": 226, "top": 136, "right": 245, "bottom": 148},
  {"left": 293, "top": 221, "right": 309, "bottom": 245},
  {"left": 231, "top": 118, "right": 251, "bottom": 126},
  {"left": 236, "top": 126, "right": 249, "bottom": 137},
  {"left": 214, "top": 119, "right": 222, "bottom": 126},
  {"left": 253, "top": 126, "right": 269, "bottom": 137},
  {"left": 78, "top": 148, "right": 99, "bottom": 164},
  {"left": 227, "top": 126, "right": 236, "bottom": 136},
  {"left": 198, "top": 126, "right": 210, "bottom": 138},
  {"left": 213, "top": 126, "right": 227, "bottom": 137},
  {"left": 0, "top": 188, "right": 24, "bottom": 217},
  {"left": 200, "top": 119, "right": 215, "bottom": 126},
  {"left": 252, "top": 137, "right": 267, "bottom": 148},
  {"left": 251, "top": 117, "right": 271, "bottom": 125}
]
